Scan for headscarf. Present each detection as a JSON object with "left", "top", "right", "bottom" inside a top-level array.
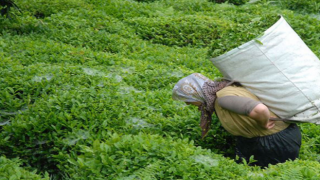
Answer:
[
  {"left": 172, "top": 73, "right": 231, "bottom": 139},
  {"left": 172, "top": 73, "right": 209, "bottom": 103}
]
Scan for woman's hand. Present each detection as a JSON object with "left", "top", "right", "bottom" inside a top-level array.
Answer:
[{"left": 265, "top": 119, "right": 275, "bottom": 129}]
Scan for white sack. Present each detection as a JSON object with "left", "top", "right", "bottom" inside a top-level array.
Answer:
[{"left": 210, "top": 16, "right": 320, "bottom": 124}]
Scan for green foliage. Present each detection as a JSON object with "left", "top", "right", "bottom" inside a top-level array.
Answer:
[
  {"left": 64, "top": 133, "right": 246, "bottom": 179},
  {"left": 1, "top": 0, "right": 320, "bottom": 179},
  {"left": 17, "top": 0, "right": 90, "bottom": 18},
  {"left": 270, "top": 0, "right": 320, "bottom": 14},
  {"left": 133, "top": 0, "right": 159, "bottom": 2},
  {"left": 0, "top": 156, "right": 49, "bottom": 179},
  {"left": 209, "top": 0, "right": 249, "bottom": 5},
  {"left": 258, "top": 160, "right": 320, "bottom": 180},
  {"left": 125, "top": 5, "right": 281, "bottom": 57},
  {"left": 126, "top": 15, "right": 222, "bottom": 48}
]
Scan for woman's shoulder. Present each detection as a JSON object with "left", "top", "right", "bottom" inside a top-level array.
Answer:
[
  {"left": 217, "top": 85, "right": 246, "bottom": 94},
  {"left": 217, "top": 85, "right": 257, "bottom": 99}
]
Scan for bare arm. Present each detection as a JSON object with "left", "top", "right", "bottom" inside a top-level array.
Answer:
[{"left": 249, "top": 103, "right": 275, "bottom": 129}]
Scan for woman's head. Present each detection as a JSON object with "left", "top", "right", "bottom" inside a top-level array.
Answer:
[
  {"left": 172, "top": 73, "right": 212, "bottom": 104},
  {"left": 172, "top": 73, "right": 231, "bottom": 138}
]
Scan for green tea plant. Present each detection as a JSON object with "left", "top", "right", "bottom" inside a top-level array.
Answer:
[
  {"left": 63, "top": 133, "right": 249, "bottom": 179},
  {"left": 1, "top": 0, "right": 320, "bottom": 179},
  {"left": 0, "top": 0, "right": 21, "bottom": 18},
  {"left": 270, "top": 0, "right": 320, "bottom": 14},
  {"left": 209, "top": 0, "right": 249, "bottom": 5},
  {"left": 0, "top": 156, "right": 49, "bottom": 179}
]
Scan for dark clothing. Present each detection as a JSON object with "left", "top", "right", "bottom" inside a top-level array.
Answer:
[{"left": 235, "top": 123, "right": 301, "bottom": 168}]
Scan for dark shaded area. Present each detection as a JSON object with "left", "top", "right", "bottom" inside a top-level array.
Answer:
[
  {"left": 208, "top": 0, "right": 249, "bottom": 5},
  {"left": 0, "top": 0, "right": 21, "bottom": 17}
]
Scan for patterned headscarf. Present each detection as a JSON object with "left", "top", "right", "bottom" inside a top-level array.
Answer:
[
  {"left": 172, "top": 73, "right": 210, "bottom": 103},
  {"left": 172, "top": 73, "right": 231, "bottom": 139}
]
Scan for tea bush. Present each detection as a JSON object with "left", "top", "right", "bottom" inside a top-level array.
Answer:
[
  {"left": 209, "top": 0, "right": 249, "bottom": 5},
  {"left": 17, "top": 0, "right": 91, "bottom": 18},
  {"left": 125, "top": 6, "right": 280, "bottom": 57},
  {"left": 270, "top": 0, "right": 320, "bottom": 14},
  {"left": 63, "top": 133, "right": 245, "bottom": 179},
  {"left": 0, "top": 156, "right": 49, "bottom": 179},
  {"left": 1, "top": 0, "right": 320, "bottom": 179},
  {"left": 64, "top": 133, "right": 320, "bottom": 180}
]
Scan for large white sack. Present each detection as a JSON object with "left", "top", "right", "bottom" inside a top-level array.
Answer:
[{"left": 210, "top": 16, "right": 320, "bottom": 124}]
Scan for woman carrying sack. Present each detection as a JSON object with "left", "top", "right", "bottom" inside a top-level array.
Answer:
[{"left": 172, "top": 73, "right": 301, "bottom": 168}]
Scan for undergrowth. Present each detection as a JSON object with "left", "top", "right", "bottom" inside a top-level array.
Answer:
[{"left": 1, "top": 0, "right": 320, "bottom": 179}]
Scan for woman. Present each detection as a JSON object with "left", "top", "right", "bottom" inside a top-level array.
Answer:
[{"left": 172, "top": 73, "right": 301, "bottom": 168}]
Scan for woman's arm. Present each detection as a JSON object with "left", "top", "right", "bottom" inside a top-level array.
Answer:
[
  {"left": 249, "top": 103, "right": 275, "bottom": 129},
  {"left": 217, "top": 96, "right": 275, "bottom": 129}
]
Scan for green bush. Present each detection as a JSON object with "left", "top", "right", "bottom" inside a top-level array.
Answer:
[
  {"left": 209, "top": 0, "right": 249, "bottom": 5},
  {"left": 64, "top": 133, "right": 320, "bottom": 179},
  {"left": 271, "top": 0, "right": 320, "bottom": 14},
  {"left": 63, "top": 133, "right": 245, "bottom": 179},
  {"left": 133, "top": 0, "right": 159, "bottom": 2},
  {"left": 17, "top": 0, "right": 90, "bottom": 18},
  {"left": 0, "top": 156, "right": 48, "bottom": 180},
  {"left": 1, "top": 0, "right": 320, "bottom": 179},
  {"left": 126, "top": 11, "right": 280, "bottom": 57}
]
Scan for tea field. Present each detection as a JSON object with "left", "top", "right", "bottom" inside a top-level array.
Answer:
[{"left": 1, "top": 0, "right": 320, "bottom": 179}]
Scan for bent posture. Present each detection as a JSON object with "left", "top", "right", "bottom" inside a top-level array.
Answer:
[{"left": 172, "top": 73, "right": 301, "bottom": 167}]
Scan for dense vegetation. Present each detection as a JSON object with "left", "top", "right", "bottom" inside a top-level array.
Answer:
[
  {"left": 1, "top": 0, "right": 320, "bottom": 179},
  {"left": 271, "top": 0, "right": 320, "bottom": 14}
]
